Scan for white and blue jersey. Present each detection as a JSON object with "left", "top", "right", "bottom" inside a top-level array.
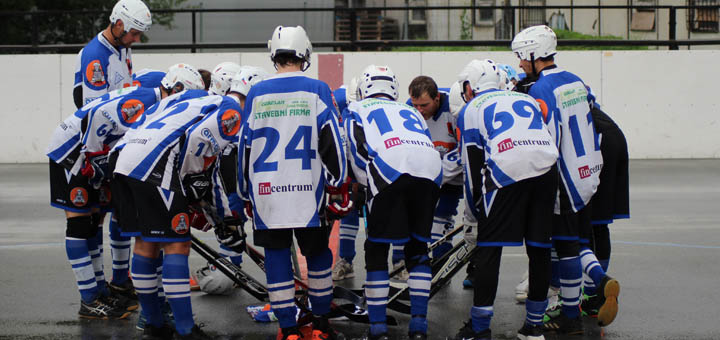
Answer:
[
  {"left": 333, "top": 87, "right": 350, "bottom": 115},
  {"left": 405, "top": 88, "right": 458, "bottom": 157},
  {"left": 529, "top": 66, "right": 603, "bottom": 212},
  {"left": 459, "top": 89, "right": 558, "bottom": 214},
  {"left": 345, "top": 98, "right": 442, "bottom": 197},
  {"left": 74, "top": 33, "right": 134, "bottom": 106},
  {"left": 238, "top": 72, "right": 346, "bottom": 230},
  {"left": 113, "top": 95, "right": 242, "bottom": 193},
  {"left": 46, "top": 87, "right": 156, "bottom": 174},
  {"left": 132, "top": 69, "right": 166, "bottom": 88}
]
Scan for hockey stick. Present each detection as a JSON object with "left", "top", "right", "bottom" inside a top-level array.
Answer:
[{"left": 190, "top": 235, "right": 268, "bottom": 301}]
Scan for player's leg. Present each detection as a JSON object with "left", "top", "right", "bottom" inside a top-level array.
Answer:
[
  {"left": 333, "top": 209, "right": 359, "bottom": 281},
  {"left": 255, "top": 229, "right": 302, "bottom": 339},
  {"left": 364, "top": 240, "right": 391, "bottom": 338},
  {"left": 454, "top": 246, "right": 501, "bottom": 340},
  {"left": 390, "top": 244, "right": 408, "bottom": 281},
  {"left": 579, "top": 212, "right": 619, "bottom": 326},
  {"left": 545, "top": 216, "right": 583, "bottom": 335},
  {"left": 295, "top": 224, "right": 343, "bottom": 339},
  {"left": 108, "top": 212, "right": 134, "bottom": 297},
  {"left": 592, "top": 224, "right": 611, "bottom": 271},
  {"left": 430, "top": 184, "right": 462, "bottom": 260}
]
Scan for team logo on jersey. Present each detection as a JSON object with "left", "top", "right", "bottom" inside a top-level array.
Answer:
[
  {"left": 98, "top": 185, "right": 112, "bottom": 206},
  {"left": 384, "top": 137, "right": 401, "bottom": 149},
  {"left": 86, "top": 60, "right": 106, "bottom": 87},
  {"left": 70, "top": 187, "right": 88, "bottom": 207},
  {"left": 121, "top": 99, "right": 145, "bottom": 123},
  {"left": 258, "top": 182, "right": 271, "bottom": 195},
  {"left": 497, "top": 138, "right": 514, "bottom": 153},
  {"left": 578, "top": 164, "right": 601, "bottom": 179},
  {"left": 220, "top": 109, "right": 241, "bottom": 136},
  {"left": 172, "top": 213, "right": 190, "bottom": 234}
]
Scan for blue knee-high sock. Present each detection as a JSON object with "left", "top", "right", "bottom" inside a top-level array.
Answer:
[
  {"left": 163, "top": 254, "right": 193, "bottom": 335},
  {"left": 471, "top": 306, "right": 494, "bottom": 333},
  {"left": 219, "top": 244, "right": 243, "bottom": 266},
  {"left": 365, "top": 270, "right": 389, "bottom": 335},
  {"left": 66, "top": 237, "right": 98, "bottom": 303},
  {"left": 109, "top": 215, "right": 131, "bottom": 285},
  {"left": 559, "top": 256, "right": 582, "bottom": 318},
  {"left": 264, "top": 248, "right": 297, "bottom": 329},
  {"left": 391, "top": 244, "right": 404, "bottom": 264},
  {"left": 87, "top": 227, "right": 108, "bottom": 296},
  {"left": 580, "top": 247, "right": 606, "bottom": 296},
  {"left": 339, "top": 211, "right": 359, "bottom": 263},
  {"left": 307, "top": 248, "right": 333, "bottom": 316},
  {"left": 550, "top": 248, "right": 560, "bottom": 288},
  {"left": 525, "top": 299, "right": 548, "bottom": 326},
  {"left": 408, "top": 259, "right": 431, "bottom": 334},
  {"left": 599, "top": 259, "right": 610, "bottom": 272},
  {"left": 132, "top": 254, "right": 163, "bottom": 328}
]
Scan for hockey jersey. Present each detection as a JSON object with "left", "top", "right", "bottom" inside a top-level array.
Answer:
[
  {"left": 345, "top": 97, "right": 442, "bottom": 198},
  {"left": 47, "top": 87, "right": 157, "bottom": 174},
  {"left": 529, "top": 66, "right": 603, "bottom": 212},
  {"left": 113, "top": 95, "right": 242, "bottom": 193},
  {"left": 238, "top": 72, "right": 346, "bottom": 230},
  {"left": 132, "top": 69, "right": 166, "bottom": 88},
  {"left": 74, "top": 33, "right": 134, "bottom": 106},
  {"left": 405, "top": 89, "right": 458, "bottom": 157},
  {"left": 459, "top": 89, "right": 558, "bottom": 214}
]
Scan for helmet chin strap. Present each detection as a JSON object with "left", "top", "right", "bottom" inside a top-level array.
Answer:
[{"left": 530, "top": 54, "right": 538, "bottom": 78}]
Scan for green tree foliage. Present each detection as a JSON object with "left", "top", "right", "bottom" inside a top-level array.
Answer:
[{"left": 0, "top": 0, "right": 195, "bottom": 45}]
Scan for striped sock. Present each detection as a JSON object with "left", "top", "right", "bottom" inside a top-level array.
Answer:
[
  {"left": 88, "top": 226, "right": 108, "bottom": 296},
  {"left": 265, "top": 248, "right": 297, "bottom": 329},
  {"left": 599, "top": 259, "right": 610, "bottom": 272},
  {"left": 580, "top": 247, "right": 606, "bottom": 294},
  {"left": 163, "top": 254, "right": 193, "bottom": 336},
  {"left": 339, "top": 211, "right": 359, "bottom": 263},
  {"left": 559, "top": 256, "right": 582, "bottom": 318},
  {"left": 131, "top": 253, "right": 163, "bottom": 327},
  {"left": 470, "top": 306, "right": 494, "bottom": 333},
  {"left": 65, "top": 237, "right": 98, "bottom": 303},
  {"left": 408, "top": 261, "right": 431, "bottom": 334},
  {"left": 391, "top": 245, "right": 404, "bottom": 264},
  {"left": 525, "top": 299, "right": 548, "bottom": 326},
  {"left": 109, "top": 215, "right": 131, "bottom": 285},
  {"left": 365, "top": 270, "right": 389, "bottom": 334},
  {"left": 307, "top": 248, "right": 333, "bottom": 316},
  {"left": 431, "top": 217, "right": 453, "bottom": 259}
]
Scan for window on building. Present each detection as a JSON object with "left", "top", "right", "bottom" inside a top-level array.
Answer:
[
  {"left": 631, "top": 0, "right": 656, "bottom": 31},
  {"left": 409, "top": 0, "right": 427, "bottom": 25},
  {"left": 473, "top": 0, "right": 495, "bottom": 26},
  {"left": 688, "top": 0, "right": 719, "bottom": 33},
  {"left": 520, "top": 0, "right": 546, "bottom": 29}
]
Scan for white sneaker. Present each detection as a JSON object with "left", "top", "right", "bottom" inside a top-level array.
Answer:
[
  {"left": 332, "top": 257, "right": 355, "bottom": 281},
  {"left": 390, "top": 260, "right": 409, "bottom": 282},
  {"left": 515, "top": 270, "right": 529, "bottom": 303}
]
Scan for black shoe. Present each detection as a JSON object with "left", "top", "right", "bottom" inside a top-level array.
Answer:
[
  {"left": 175, "top": 324, "right": 212, "bottom": 340},
  {"left": 543, "top": 313, "right": 583, "bottom": 335},
  {"left": 108, "top": 279, "right": 138, "bottom": 300},
  {"left": 142, "top": 323, "right": 175, "bottom": 340},
  {"left": 580, "top": 293, "right": 600, "bottom": 318},
  {"left": 516, "top": 322, "right": 544, "bottom": 340},
  {"left": 409, "top": 332, "right": 427, "bottom": 340},
  {"left": 102, "top": 291, "right": 139, "bottom": 312},
  {"left": 453, "top": 320, "right": 491, "bottom": 340},
  {"left": 78, "top": 298, "right": 131, "bottom": 320},
  {"left": 312, "top": 316, "right": 346, "bottom": 340},
  {"left": 597, "top": 275, "right": 620, "bottom": 327}
]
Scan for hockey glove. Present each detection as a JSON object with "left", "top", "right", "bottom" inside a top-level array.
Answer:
[
  {"left": 183, "top": 173, "right": 211, "bottom": 202},
  {"left": 188, "top": 204, "right": 211, "bottom": 232},
  {"left": 81, "top": 148, "right": 110, "bottom": 189},
  {"left": 325, "top": 179, "right": 353, "bottom": 220},
  {"left": 214, "top": 223, "right": 246, "bottom": 253}
]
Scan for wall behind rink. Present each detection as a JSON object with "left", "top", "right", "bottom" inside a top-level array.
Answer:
[{"left": 1, "top": 50, "right": 717, "bottom": 163}]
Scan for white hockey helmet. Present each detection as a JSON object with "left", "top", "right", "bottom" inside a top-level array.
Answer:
[
  {"left": 195, "top": 265, "right": 235, "bottom": 295},
  {"left": 511, "top": 25, "right": 557, "bottom": 61},
  {"left": 346, "top": 77, "right": 359, "bottom": 103},
  {"left": 448, "top": 81, "right": 465, "bottom": 117},
  {"left": 110, "top": 0, "right": 152, "bottom": 33},
  {"left": 268, "top": 26, "right": 313, "bottom": 70},
  {"left": 161, "top": 63, "right": 205, "bottom": 91},
  {"left": 457, "top": 59, "right": 502, "bottom": 94},
  {"left": 229, "top": 66, "right": 270, "bottom": 97},
  {"left": 357, "top": 65, "right": 400, "bottom": 101},
  {"left": 210, "top": 62, "right": 243, "bottom": 96}
]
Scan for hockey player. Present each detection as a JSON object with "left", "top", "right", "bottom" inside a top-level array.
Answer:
[
  {"left": 111, "top": 82, "right": 249, "bottom": 339},
  {"left": 345, "top": 65, "right": 441, "bottom": 340},
  {"left": 238, "top": 25, "right": 347, "bottom": 340},
  {"left": 73, "top": 0, "right": 152, "bottom": 108},
  {"left": 511, "top": 25, "right": 616, "bottom": 334},
  {"left": 450, "top": 59, "right": 558, "bottom": 340}
]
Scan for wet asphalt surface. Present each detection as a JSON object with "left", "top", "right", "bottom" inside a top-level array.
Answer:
[{"left": 1, "top": 160, "right": 719, "bottom": 340}]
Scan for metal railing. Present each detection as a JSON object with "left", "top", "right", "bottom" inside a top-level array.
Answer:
[{"left": 1, "top": 4, "right": 719, "bottom": 53}]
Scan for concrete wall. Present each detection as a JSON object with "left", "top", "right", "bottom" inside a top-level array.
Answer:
[{"left": 2, "top": 50, "right": 716, "bottom": 163}]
